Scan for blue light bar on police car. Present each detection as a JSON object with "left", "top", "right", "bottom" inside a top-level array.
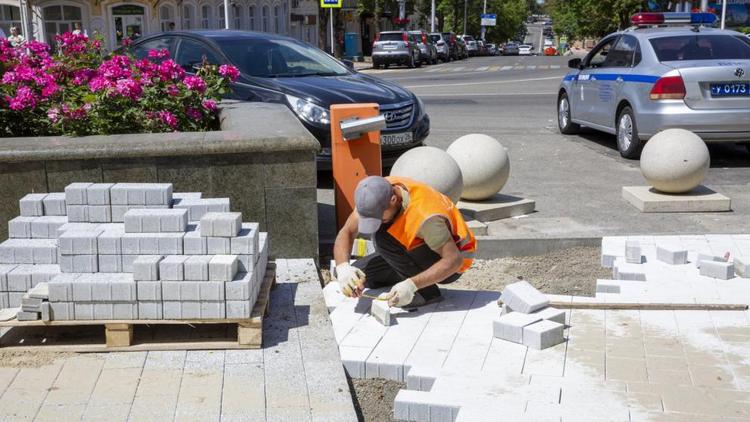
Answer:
[{"left": 631, "top": 12, "right": 718, "bottom": 26}]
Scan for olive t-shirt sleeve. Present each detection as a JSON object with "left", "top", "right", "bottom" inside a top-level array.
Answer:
[{"left": 417, "top": 216, "right": 453, "bottom": 252}]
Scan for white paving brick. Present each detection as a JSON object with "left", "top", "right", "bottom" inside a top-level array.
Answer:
[
  {"left": 494, "top": 311, "right": 543, "bottom": 344},
  {"left": 502, "top": 281, "right": 549, "bottom": 314},
  {"left": 159, "top": 255, "right": 189, "bottom": 281},
  {"left": 523, "top": 320, "right": 565, "bottom": 350},
  {"left": 209, "top": 255, "right": 238, "bottom": 282},
  {"left": 42, "top": 192, "right": 67, "bottom": 216},
  {"left": 200, "top": 212, "right": 242, "bottom": 237}
]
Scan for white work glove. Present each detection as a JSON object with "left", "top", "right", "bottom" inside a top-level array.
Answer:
[
  {"left": 336, "top": 263, "right": 366, "bottom": 298},
  {"left": 379, "top": 278, "right": 418, "bottom": 307}
]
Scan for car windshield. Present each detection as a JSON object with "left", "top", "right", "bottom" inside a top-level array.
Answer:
[
  {"left": 218, "top": 38, "right": 350, "bottom": 78},
  {"left": 464, "top": 35, "right": 475, "bottom": 41},
  {"left": 649, "top": 35, "right": 750, "bottom": 61},
  {"left": 378, "top": 33, "right": 404, "bottom": 41},
  {"left": 429, "top": 35, "right": 441, "bottom": 42}
]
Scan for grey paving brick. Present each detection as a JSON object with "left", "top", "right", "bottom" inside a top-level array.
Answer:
[
  {"left": 613, "top": 258, "right": 647, "bottom": 281},
  {"left": 695, "top": 252, "right": 724, "bottom": 268},
  {"left": 735, "top": 255, "right": 748, "bottom": 278},
  {"left": 93, "top": 303, "right": 114, "bottom": 319},
  {"left": 523, "top": 319, "right": 565, "bottom": 350},
  {"left": 8, "top": 216, "right": 32, "bottom": 238},
  {"left": 173, "top": 198, "right": 230, "bottom": 221},
  {"left": 501, "top": 280, "right": 549, "bottom": 314},
  {"left": 625, "top": 241, "right": 642, "bottom": 264},
  {"left": 226, "top": 272, "right": 253, "bottom": 301},
  {"left": 0, "top": 292, "right": 8, "bottom": 309},
  {"left": 48, "top": 274, "right": 81, "bottom": 302},
  {"left": 0, "top": 239, "right": 26, "bottom": 263},
  {"left": 209, "top": 255, "right": 238, "bottom": 282},
  {"left": 207, "top": 237, "right": 231, "bottom": 254},
  {"left": 41, "top": 301, "right": 50, "bottom": 321},
  {"left": 159, "top": 255, "right": 189, "bottom": 281},
  {"left": 17, "top": 310, "right": 40, "bottom": 321},
  {"left": 98, "top": 229, "right": 124, "bottom": 255},
  {"left": 173, "top": 192, "right": 202, "bottom": 201},
  {"left": 493, "top": 311, "right": 543, "bottom": 344},
  {"left": 8, "top": 291, "right": 24, "bottom": 307},
  {"left": 31, "top": 216, "right": 68, "bottom": 239},
  {"left": 74, "top": 302, "right": 94, "bottom": 320},
  {"left": 86, "top": 183, "right": 114, "bottom": 205},
  {"left": 236, "top": 254, "right": 254, "bottom": 273},
  {"left": 140, "top": 234, "right": 159, "bottom": 254},
  {"left": 133, "top": 255, "right": 163, "bottom": 281},
  {"left": 699, "top": 260, "right": 735, "bottom": 280},
  {"left": 7, "top": 265, "right": 33, "bottom": 291},
  {"left": 184, "top": 255, "right": 211, "bottom": 280},
  {"left": 29, "top": 281, "right": 49, "bottom": 299},
  {"left": 200, "top": 282, "right": 225, "bottom": 301},
  {"left": 657, "top": 245, "right": 688, "bottom": 265},
  {"left": 30, "top": 264, "right": 60, "bottom": 286},
  {"left": 181, "top": 301, "right": 201, "bottom": 318},
  {"left": 21, "top": 294, "right": 43, "bottom": 312},
  {"left": 200, "top": 212, "right": 242, "bottom": 237},
  {"left": 226, "top": 300, "right": 251, "bottom": 318},
  {"left": 111, "top": 205, "right": 129, "bottom": 223},
  {"left": 65, "top": 183, "right": 92, "bottom": 205},
  {"left": 163, "top": 300, "right": 181, "bottom": 319},
  {"left": 88, "top": 205, "right": 112, "bottom": 223},
  {"left": 0, "top": 264, "right": 15, "bottom": 291},
  {"left": 32, "top": 239, "right": 58, "bottom": 264},
  {"left": 49, "top": 302, "right": 74, "bottom": 320},
  {"left": 113, "top": 302, "right": 138, "bottom": 319},
  {"left": 145, "top": 184, "right": 173, "bottom": 205},
  {"left": 19, "top": 193, "right": 47, "bottom": 216},
  {"left": 183, "top": 229, "right": 207, "bottom": 254},
  {"left": 122, "top": 255, "right": 137, "bottom": 273},
  {"left": 59, "top": 229, "right": 103, "bottom": 255},
  {"left": 157, "top": 233, "right": 184, "bottom": 255},
  {"left": 42, "top": 192, "right": 67, "bottom": 216},
  {"left": 138, "top": 301, "right": 163, "bottom": 319},
  {"left": 98, "top": 255, "right": 123, "bottom": 273},
  {"left": 136, "top": 281, "right": 162, "bottom": 301},
  {"left": 200, "top": 301, "right": 226, "bottom": 319},
  {"left": 71, "top": 254, "right": 98, "bottom": 273},
  {"left": 122, "top": 233, "right": 142, "bottom": 255},
  {"left": 231, "top": 223, "right": 260, "bottom": 255},
  {"left": 66, "top": 205, "right": 89, "bottom": 222},
  {"left": 56, "top": 222, "right": 101, "bottom": 238}
]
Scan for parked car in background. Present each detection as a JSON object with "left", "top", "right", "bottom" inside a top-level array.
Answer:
[
  {"left": 476, "top": 40, "right": 487, "bottom": 56},
  {"left": 544, "top": 38, "right": 554, "bottom": 47},
  {"left": 461, "top": 35, "right": 479, "bottom": 56},
  {"left": 409, "top": 29, "right": 438, "bottom": 65},
  {"left": 455, "top": 37, "right": 469, "bottom": 59},
  {"left": 519, "top": 44, "right": 534, "bottom": 55},
  {"left": 429, "top": 32, "right": 452, "bottom": 62},
  {"left": 441, "top": 32, "right": 463, "bottom": 60},
  {"left": 486, "top": 43, "right": 498, "bottom": 55},
  {"left": 372, "top": 31, "right": 422, "bottom": 68},
  {"left": 502, "top": 42, "right": 519, "bottom": 55}
]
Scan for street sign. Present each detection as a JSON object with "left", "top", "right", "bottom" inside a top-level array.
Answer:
[
  {"left": 481, "top": 13, "right": 496, "bottom": 26},
  {"left": 320, "top": 0, "right": 342, "bottom": 8}
]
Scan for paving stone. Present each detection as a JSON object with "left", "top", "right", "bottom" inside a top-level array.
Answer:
[
  {"left": 596, "top": 280, "right": 621, "bottom": 294},
  {"left": 700, "top": 260, "right": 735, "bottom": 280},
  {"left": 85, "top": 183, "right": 113, "bottom": 205},
  {"left": 7, "top": 265, "right": 33, "bottom": 291},
  {"left": 523, "top": 319, "right": 565, "bottom": 350},
  {"left": 16, "top": 310, "right": 40, "bottom": 320},
  {"left": 200, "top": 212, "right": 242, "bottom": 237},
  {"left": 133, "top": 255, "right": 163, "bottom": 281},
  {"left": 61, "top": 254, "right": 98, "bottom": 273},
  {"left": 184, "top": 255, "right": 211, "bottom": 280},
  {"left": 159, "top": 255, "right": 188, "bottom": 281},
  {"left": 64, "top": 183, "right": 93, "bottom": 205},
  {"left": 735, "top": 255, "right": 748, "bottom": 277},
  {"left": 157, "top": 233, "right": 184, "bottom": 255},
  {"left": 532, "top": 306, "right": 566, "bottom": 325},
  {"left": 236, "top": 253, "right": 254, "bottom": 273},
  {"left": 29, "top": 216, "right": 68, "bottom": 239},
  {"left": 225, "top": 271, "right": 253, "bottom": 300},
  {"left": 66, "top": 205, "right": 88, "bottom": 222},
  {"left": 209, "top": 254, "right": 238, "bottom": 282},
  {"left": 98, "top": 254, "right": 122, "bottom": 272},
  {"left": 226, "top": 300, "right": 251, "bottom": 318},
  {"left": 371, "top": 299, "right": 391, "bottom": 326},
  {"left": 87, "top": 205, "right": 112, "bottom": 223},
  {"left": 494, "top": 311, "right": 543, "bottom": 343},
  {"left": 58, "top": 229, "right": 103, "bottom": 255},
  {"left": 502, "top": 280, "right": 549, "bottom": 314},
  {"left": 42, "top": 192, "right": 67, "bottom": 216},
  {"left": 21, "top": 294, "right": 43, "bottom": 312},
  {"left": 122, "top": 254, "right": 136, "bottom": 272},
  {"left": 40, "top": 301, "right": 50, "bottom": 321},
  {"left": 0, "top": 292, "right": 8, "bottom": 308},
  {"left": 173, "top": 197, "right": 230, "bottom": 221},
  {"left": 8, "top": 216, "right": 32, "bottom": 238},
  {"left": 612, "top": 258, "right": 647, "bottom": 281},
  {"left": 625, "top": 240, "right": 643, "bottom": 264},
  {"left": 74, "top": 302, "right": 94, "bottom": 320},
  {"left": 657, "top": 245, "right": 688, "bottom": 265},
  {"left": 56, "top": 222, "right": 100, "bottom": 238},
  {"left": 695, "top": 252, "right": 724, "bottom": 268},
  {"left": 19, "top": 193, "right": 46, "bottom": 216},
  {"left": 230, "top": 222, "right": 260, "bottom": 254},
  {"left": 207, "top": 236, "right": 231, "bottom": 254},
  {"left": 124, "top": 208, "right": 188, "bottom": 233},
  {"left": 138, "top": 301, "right": 163, "bottom": 319},
  {"left": 183, "top": 228, "right": 207, "bottom": 254}
]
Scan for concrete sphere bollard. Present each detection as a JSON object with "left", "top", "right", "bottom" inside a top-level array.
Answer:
[
  {"left": 390, "top": 146, "right": 464, "bottom": 203},
  {"left": 640, "top": 129, "right": 710, "bottom": 194},
  {"left": 446, "top": 134, "right": 510, "bottom": 201}
]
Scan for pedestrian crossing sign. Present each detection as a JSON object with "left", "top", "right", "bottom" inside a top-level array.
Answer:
[{"left": 321, "top": 0, "right": 342, "bottom": 8}]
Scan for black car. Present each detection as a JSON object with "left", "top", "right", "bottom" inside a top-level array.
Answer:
[{"left": 129, "top": 30, "right": 429, "bottom": 170}]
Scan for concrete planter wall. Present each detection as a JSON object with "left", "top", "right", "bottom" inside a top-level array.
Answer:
[{"left": 0, "top": 102, "right": 320, "bottom": 259}]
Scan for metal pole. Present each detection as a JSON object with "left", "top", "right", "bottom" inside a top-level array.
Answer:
[
  {"left": 480, "top": 0, "right": 486, "bottom": 40},
  {"left": 224, "top": 0, "right": 230, "bottom": 29},
  {"left": 330, "top": 8, "right": 335, "bottom": 55},
  {"left": 430, "top": 0, "right": 435, "bottom": 32},
  {"left": 462, "top": 0, "right": 467, "bottom": 34},
  {"left": 700, "top": 0, "right": 708, "bottom": 11},
  {"left": 721, "top": 0, "right": 727, "bottom": 29}
]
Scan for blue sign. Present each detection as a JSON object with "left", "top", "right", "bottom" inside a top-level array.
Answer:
[{"left": 481, "top": 13, "right": 497, "bottom": 26}]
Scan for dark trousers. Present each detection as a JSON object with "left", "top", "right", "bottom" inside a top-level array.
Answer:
[{"left": 352, "top": 224, "right": 461, "bottom": 301}]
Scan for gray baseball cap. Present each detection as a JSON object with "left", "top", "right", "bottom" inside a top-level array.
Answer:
[{"left": 355, "top": 176, "right": 393, "bottom": 234}]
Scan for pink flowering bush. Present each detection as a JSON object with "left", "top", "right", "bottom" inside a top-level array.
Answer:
[{"left": 0, "top": 33, "right": 239, "bottom": 136}]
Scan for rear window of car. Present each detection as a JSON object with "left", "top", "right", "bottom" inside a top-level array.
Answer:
[
  {"left": 649, "top": 35, "right": 750, "bottom": 61},
  {"left": 429, "top": 35, "right": 441, "bottom": 42},
  {"left": 463, "top": 35, "right": 475, "bottom": 41},
  {"left": 378, "top": 32, "right": 404, "bottom": 42}
]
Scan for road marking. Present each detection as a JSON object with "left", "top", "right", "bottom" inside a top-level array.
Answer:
[
  {"left": 452, "top": 67, "right": 465, "bottom": 72},
  {"left": 538, "top": 65, "right": 549, "bottom": 69},
  {"left": 551, "top": 65, "right": 561, "bottom": 69},
  {"left": 501, "top": 66, "right": 513, "bottom": 70},
  {"left": 475, "top": 66, "right": 489, "bottom": 71},
  {"left": 488, "top": 66, "right": 500, "bottom": 72},
  {"left": 527, "top": 65, "right": 536, "bottom": 70},
  {"left": 425, "top": 67, "right": 443, "bottom": 73},
  {"left": 513, "top": 66, "right": 524, "bottom": 70},
  {"left": 404, "top": 76, "right": 561, "bottom": 89}
]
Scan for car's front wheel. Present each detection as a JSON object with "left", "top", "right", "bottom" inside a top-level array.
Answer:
[
  {"left": 557, "top": 92, "right": 580, "bottom": 135},
  {"left": 407, "top": 54, "right": 415, "bottom": 68},
  {"left": 616, "top": 106, "right": 643, "bottom": 159}
]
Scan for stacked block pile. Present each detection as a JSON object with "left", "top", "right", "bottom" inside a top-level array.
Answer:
[
  {"left": 0, "top": 183, "right": 269, "bottom": 322},
  {"left": 493, "top": 281, "right": 566, "bottom": 350}
]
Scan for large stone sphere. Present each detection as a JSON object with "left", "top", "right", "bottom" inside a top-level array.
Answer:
[
  {"left": 640, "top": 129, "right": 710, "bottom": 193},
  {"left": 446, "top": 134, "right": 510, "bottom": 201},
  {"left": 390, "top": 146, "right": 463, "bottom": 203}
]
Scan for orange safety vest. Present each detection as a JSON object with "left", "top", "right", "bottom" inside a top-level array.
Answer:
[{"left": 385, "top": 176, "right": 476, "bottom": 273}]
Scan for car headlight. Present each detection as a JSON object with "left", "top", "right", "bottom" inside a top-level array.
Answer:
[
  {"left": 286, "top": 94, "right": 330, "bottom": 125},
  {"left": 415, "top": 95, "right": 426, "bottom": 118}
]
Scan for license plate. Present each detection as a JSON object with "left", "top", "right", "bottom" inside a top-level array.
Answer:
[
  {"left": 383, "top": 45, "right": 397, "bottom": 50},
  {"left": 710, "top": 82, "right": 750, "bottom": 97},
  {"left": 381, "top": 132, "right": 413, "bottom": 146}
]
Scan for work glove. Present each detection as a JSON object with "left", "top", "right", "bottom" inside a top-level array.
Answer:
[
  {"left": 379, "top": 278, "right": 418, "bottom": 307},
  {"left": 336, "top": 263, "right": 366, "bottom": 298}
]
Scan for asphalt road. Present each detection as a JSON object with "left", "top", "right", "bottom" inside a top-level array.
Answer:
[{"left": 319, "top": 53, "right": 750, "bottom": 257}]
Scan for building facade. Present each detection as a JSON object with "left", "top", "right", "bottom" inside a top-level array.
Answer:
[{"left": 3, "top": 0, "right": 318, "bottom": 50}]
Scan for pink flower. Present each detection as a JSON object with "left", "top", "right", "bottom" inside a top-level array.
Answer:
[
  {"left": 201, "top": 99, "right": 217, "bottom": 112},
  {"left": 156, "top": 110, "right": 178, "bottom": 130},
  {"left": 148, "top": 49, "right": 170, "bottom": 59},
  {"left": 186, "top": 107, "right": 202, "bottom": 120},
  {"left": 182, "top": 75, "right": 206, "bottom": 93},
  {"left": 7, "top": 86, "right": 37, "bottom": 111},
  {"left": 47, "top": 107, "right": 60, "bottom": 122},
  {"left": 218, "top": 64, "right": 240, "bottom": 82},
  {"left": 72, "top": 69, "right": 95, "bottom": 85},
  {"left": 114, "top": 78, "right": 143, "bottom": 100},
  {"left": 122, "top": 37, "right": 133, "bottom": 47},
  {"left": 41, "top": 81, "right": 59, "bottom": 98},
  {"left": 62, "top": 103, "right": 89, "bottom": 120},
  {"left": 166, "top": 84, "right": 180, "bottom": 96},
  {"left": 158, "top": 59, "right": 185, "bottom": 81},
  {"left": 99, "top": 55, "right": 131, "bottom": 80},
  {"left": 88, "top": 76, "right": 112, "bottom": 92}
]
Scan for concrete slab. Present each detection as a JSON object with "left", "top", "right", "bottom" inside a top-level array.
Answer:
[
  {"left": 458, "top": 193, "right": 536, "bottom": 223},
  {"left": 622, "top": 185, "right": 731, "bottom": 213}
]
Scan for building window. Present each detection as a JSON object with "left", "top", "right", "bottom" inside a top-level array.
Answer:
[
  {"left": 248, "top": 6, "right": 255, "bottom": 30},
  {"left": 0, "top": 5, "right": 21, "bottom": 36},
  {"left": 273, "top": 5, "right": 279, "bottom": 33},
  {"left": 43, "top": 4, "right": 83, "bottom": 45},
  {"left": 201, "top": 5, "right": 212, "bottom": 29},
  {"left": 262, "top": 6, "right": 269, "bottom": 32},
  {"left": 232, "top": 4, "right": 241, "bottom": 29},
  {"left": 160, "top": 5, "right": 176, "bottom": 31},
  {"left": 218, "top": 5, "right": 225, "bottom": 28},
  {"left": 183, "top": 4, "right": 194, "bottom": 29}
]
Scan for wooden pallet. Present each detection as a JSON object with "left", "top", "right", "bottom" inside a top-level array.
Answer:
[{"left": 0, "top": 264, "right": 275, "bottom": 352}]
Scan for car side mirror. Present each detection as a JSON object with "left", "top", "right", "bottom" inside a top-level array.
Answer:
[
  {"left": 568, "top": 58, "right": 582, "bottom": 69},
  {"left": 342, "top": 59, "right": 354, "bottom": 70}
]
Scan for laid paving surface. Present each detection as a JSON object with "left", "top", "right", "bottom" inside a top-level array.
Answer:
[
  {"left": 0, "top": 259, "right": 357, "bottom": 422},
  {"left": 324, "top": 236, "right": 750, "bottom": 421}
]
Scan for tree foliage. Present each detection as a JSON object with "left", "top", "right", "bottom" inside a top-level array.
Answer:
[
  {"left": 415, "top": 0, "right": 528, "bottom": 42},
  {"left": 547, "top": 0, "right": 672, "bottom": 39}
]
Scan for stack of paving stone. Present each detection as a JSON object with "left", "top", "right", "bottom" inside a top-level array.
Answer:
[
  {"left": 0, "top": 183, "right": 269, "bottom": 322},
  {"left": 493, "top": 281, "right": 566, "bottom": 350}
]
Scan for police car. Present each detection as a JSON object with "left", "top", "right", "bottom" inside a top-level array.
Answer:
[{"left": 557, "top": 12, "right": 750, "bottom": 158}]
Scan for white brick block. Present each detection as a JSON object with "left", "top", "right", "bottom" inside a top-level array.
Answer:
[
  {"left": 65, "top": 183, "right": 92, "bottom": 205},
  {"left": 98, "top": 255, "right": 123, "bottom": 273},
  {"left": 225, "top": 272, "right": 252, "bottom": 300},
  {"left": 163, "top": 301, "right": 182, "bottom": 319},
  {"left": 533, "top": 306, "right": 566, "bottom": 325},
  {"left": 17, "top": 311, "right": 40, "bottom": 321},
  {"left": 30, "top": 265, "right": 60, "bottom": 287},
  {"left": 31, "top": 240, "right": 58, "bottom": 264},
  {"left": 121, "top": 233, "right": 142, "bottom": 255},
  {"left": 72, "top": 254, "right": 98, "bottom": 273},
  {"left": 523, "top": 319, "right": 565, "bottom": 350},
  {"left": 8, "top": 292, "right": 24, "bottom": 307},
  {"left": 157, "top": 233, "right": 184, "bottom": 255},
  {"left": 93, "top": 303, "right": 113, "bottom": 319},
  {"left": 41, "top": 302, "right": 50, "bottom": 321},
  {"left": 656, "top": 245, "right": 688, "bottom": 265},
  {"left": 138, "top": 301, "right": 162, "bottom": 319},
  {"left": 133, "top": 255, "right": 163, "bottom": 281},
  {"left": 0, "top": 292, "right": 8, "bottom": 309},
  {"left": 56, "top": 222, "right": 100, "bottom": 238},
  {"left": 0, "top": 264, "right": 16, "bottom": 291},
  {"left": 207, "top": 237, "right": 231, "bottom": 254},
  {"left": 7, "top": 265, "right": 33, "bottom": 291},
  {"left": 48, "top": 274, "right": 80, "bottom": 302},
  {"left": 88, "top": 205, "right": 112, "bottom": 223},
  {"left": 97, "top": 229, "right": 124, "bottom": 255},
  {"left": 501, "top": 280, "right": 549, "bottom": 314},
  {"left": 160, "top": 209, "right": 188, "bottom": 232},
  {"left": 113, "top": 302, "right": 138, "bottom": 319},
  {"left": 74, "top": 303, "right": 94, "bottom": 320},
  {"left": 200, "top": 212, "right": 242, "bottom": 237},
  {"left": 136, "top": 281, "right": 162, "bottom": 301},
  {"left": 200, "top": 301, "right": 225, "bottom": 319},
  {"left": 699, "top": 260, "right": 735, "bottom": 280},
  {"left": 612, "top": 258, "right": 646, "bottom": 281},
  {"left": 371, "top": 299, "right": 391, "bottom": 325},
  {"left": 596, "top": 280, "right": 621, "bottom": 294},
  {"left": 199, "top": 282, "right": 225, "bottom": 301},
  {"left": 159, "top": 255, "right": 188, "bottom": 281},
  {"left": 31, "top": 216, "right": 68, "bottom": 239},
  {"left": 29, "top": 282, "right": 49, "bottom": 299},
  {"left": 625, "top": 241, "right": 642, "bottom": 264},
  {"left": 735, "top": 256, "right": 748, "bottom": 278},
  {"left": 145, "top": 184, "right": 173, "bottom": 205},
  {"left": 49, "top": 302, "right": 74, "bottom": 320},
  {"left": 86, "top": 183, "right": 113, "bottom": 205},
  {"left": 184, "top": 255, "right": 211, "bottom": 280},
  {"left": 209, "top": 255, "right": 238, "bottom": 282},
  {"left": 19, "top": 193, "right": 47, "bottom": 216},
  {"left": 66, "top": 205, "right": 89, "bottom": 222},
  {"left": 231, "top": 223, "right": 260, "bottom": 255},
  {"left": 42, "top": 192, "right": 66, "bottom": 216},
  {"left": 59, "top": 229, "right": 102, "bottom": 255},
  {"left": 8, "top": 216, "right": 32, "bottom": 238},
  {"left": 122, "top": 255, "right": 137, "bottom": 273},
  {"left": 173, "top": 197, "right": 230, "bottom": 221},
  {"left": 695, "top": 252, "right": 724, "bottom": 268},
  {"left": 236, "top": 254, "right": 254, "bottom": 273},
  {"left": 226, "top": 300, "right": 251, "bottom": 318},
  {"left": 172, "top": 192, "right": 202, "bottom": 200},
  {"left": 183, "top": 229, "right": 207, "bottom": 255},
  {"left": 493, "top": 311, "right": 542, "bottom": 343}
]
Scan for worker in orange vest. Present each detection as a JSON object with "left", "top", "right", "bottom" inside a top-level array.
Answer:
[{"left": 333, "top": 175, "right": 476, "bottom": 308}]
